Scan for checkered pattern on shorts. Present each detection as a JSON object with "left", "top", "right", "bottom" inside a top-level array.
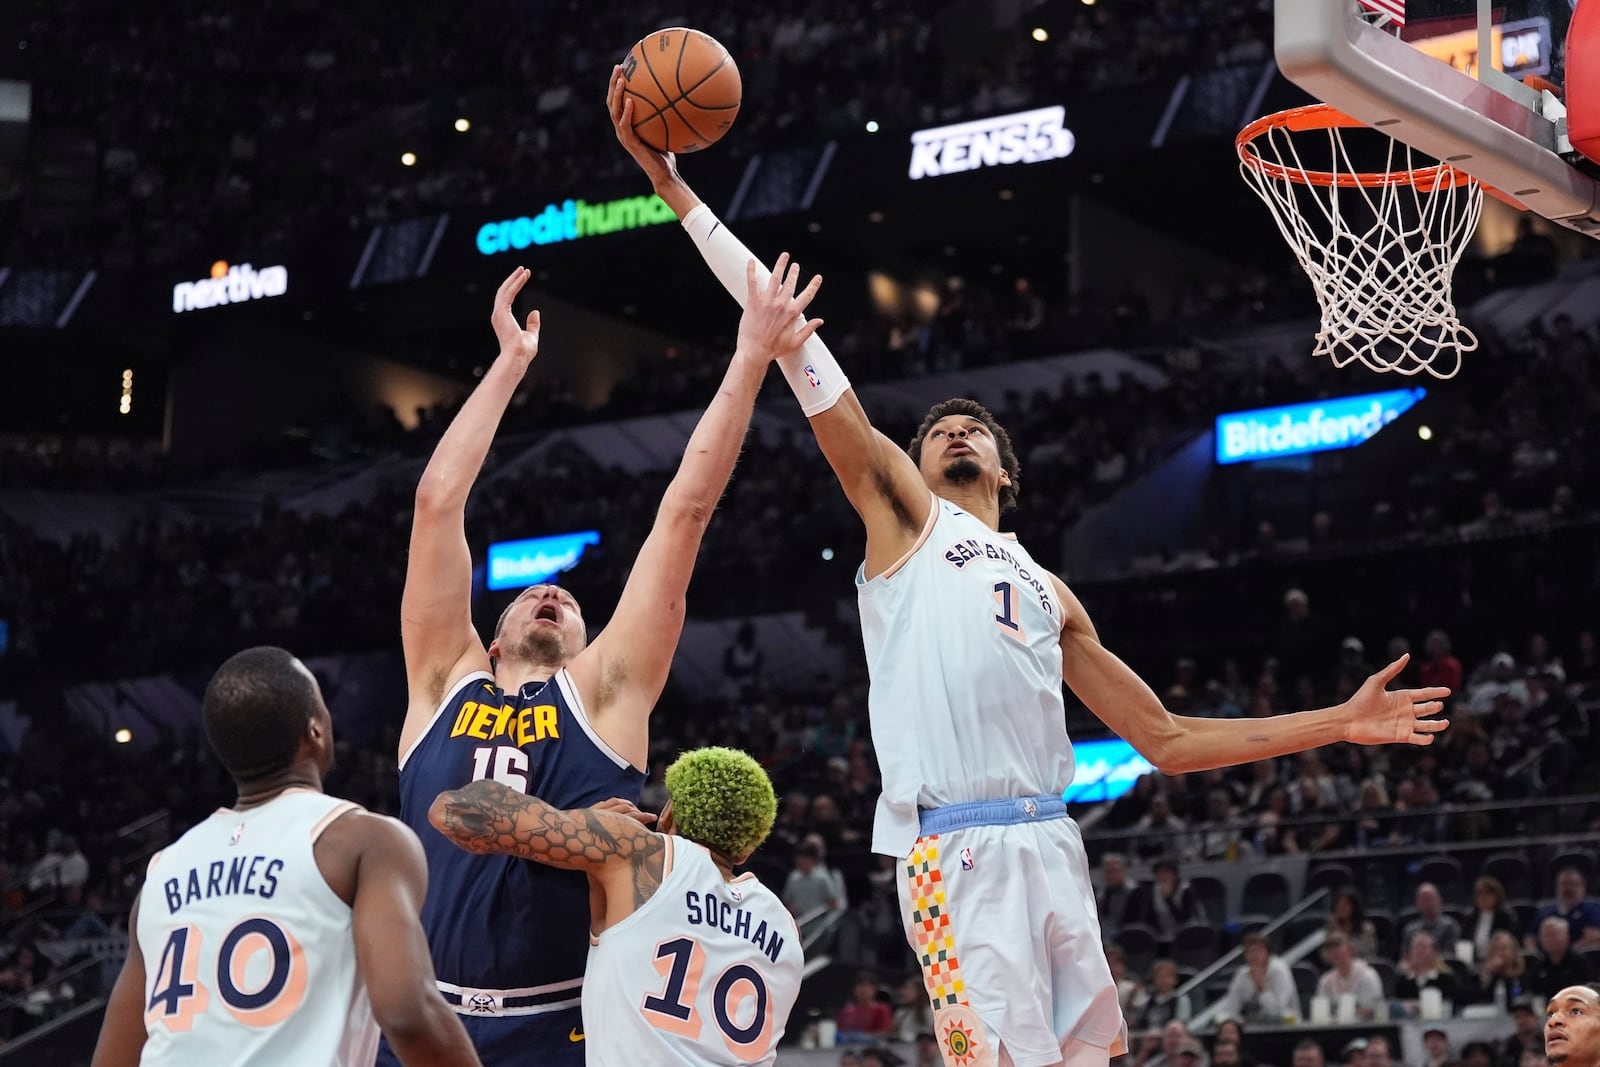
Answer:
[{"left": 905, "top": 835, "right": 967, "bottom": 1009}]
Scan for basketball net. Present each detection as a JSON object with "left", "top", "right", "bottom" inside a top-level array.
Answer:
[{"left": 1237, "top": 104, "right": 1482, "bottom": 379}]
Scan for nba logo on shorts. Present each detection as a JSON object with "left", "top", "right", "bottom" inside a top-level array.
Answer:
[
  {"left": 960, "top": 847, "right": 974, "bottom": 870},
  {"left": 803, "top": 365, "right": 821, "bottom": 388}
]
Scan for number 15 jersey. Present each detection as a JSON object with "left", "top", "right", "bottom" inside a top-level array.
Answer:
[
  {"left": 136, "top": 789, "right": 378, "bottom": 1067},
  {"left": 858, "top": 495, "right": 1077, "bottom": 856},
  {"left": 583, "top": 837, "right": 802, "bottom": 1066}
]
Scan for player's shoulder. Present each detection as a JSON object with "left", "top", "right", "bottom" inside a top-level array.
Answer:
[{"left": 319, "top": 807, "right": 421, "bottom": 859}]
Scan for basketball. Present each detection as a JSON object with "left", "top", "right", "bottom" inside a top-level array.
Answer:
[{"left": 620, "top": 27, "right": 741, "bottom": 154}]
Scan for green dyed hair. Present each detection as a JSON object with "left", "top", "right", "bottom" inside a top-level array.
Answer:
[{"left": 664, "top": 747, "right": 778, "bottom": 861}]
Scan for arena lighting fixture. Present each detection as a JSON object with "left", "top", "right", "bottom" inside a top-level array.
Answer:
[
  {"left": 821, "top": 548, "right": 835, "bottom": 561},
  {"left": 454, "top": 118, "right": 470, "bottom": 132},
  {"left": 401, "top": 151, "right": 417, "bottom": 166},
  {"left": 119, "top": 367, "right": 133, "bottom": 415},
  {"left": 1031, "top": 27, "right": 1049, "bottom": 42},
  {"left": 1419, "top": 425, "right": 1434, "bottom": 441},
  {"left": 865, "top": 120, "right": 880, "bottom": 133},
  {"left": 114, "top": 729, "right": 132, "bottom": 744}
]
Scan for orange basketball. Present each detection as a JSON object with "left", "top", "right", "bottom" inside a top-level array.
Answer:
[{"left": 620, "top": 27, "right": 741, "bottom": 154}]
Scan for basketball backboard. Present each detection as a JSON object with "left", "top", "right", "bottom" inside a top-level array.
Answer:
[{"left": 1274, "top": 0, "right": 1600, "bottom": 236}]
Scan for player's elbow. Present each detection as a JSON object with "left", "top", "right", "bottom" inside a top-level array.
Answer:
[
  {"left": 658, "top": 485, "right": 716, "bottom": 530},
  {"left": 426, "top": 792, "right": 478, "bottom": 851},
  {"left": 373, "top": 983, "right": 458, "bottom": 1052},
  {"left": 1136, "top": 719, "right": 1192, "bottom": 775}
]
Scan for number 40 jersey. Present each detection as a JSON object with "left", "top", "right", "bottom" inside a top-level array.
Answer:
[
  {"left": 136, "top": 789, "right": 378, "bottom": 1067},
  {"left": 583, "top": 836, "right": 802, "bottom": 1066}
]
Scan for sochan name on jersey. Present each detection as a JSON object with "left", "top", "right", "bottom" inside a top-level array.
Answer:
[
  {"left": 908, "top": 106, "right": 1075, "bottom": 180},
  {"left": 172, "top": 261, "right": 288, "bottom": 314}
]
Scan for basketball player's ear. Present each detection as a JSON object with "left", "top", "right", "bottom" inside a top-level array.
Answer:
[{"left": 998, "top": 467, "right": 1013, "bottom": 487}]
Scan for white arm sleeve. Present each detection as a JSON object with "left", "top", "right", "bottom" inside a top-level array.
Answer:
[{"left": 681, "top": 204, "right": 849, "bottom": 416}]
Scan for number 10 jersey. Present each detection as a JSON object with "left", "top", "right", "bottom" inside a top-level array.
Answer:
[{"left": 583, "top": 836, "right": 802, "bottom": 1065}]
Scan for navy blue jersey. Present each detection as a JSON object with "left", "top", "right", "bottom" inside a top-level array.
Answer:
[{"left": 398, "top": 668, "right": 645, "bottom": 1005}]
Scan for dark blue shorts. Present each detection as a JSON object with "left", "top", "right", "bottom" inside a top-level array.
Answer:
[{"left": 375, "top": 1004, "right": 586, "bottom": 1067}]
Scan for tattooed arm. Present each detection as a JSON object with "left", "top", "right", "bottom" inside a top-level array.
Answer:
[
  {"left": 1048, "top": 573, "right": 1449, "bottom": 774},
  {"left": 429, "top": 781, "right": 667, "bottom": 915}
]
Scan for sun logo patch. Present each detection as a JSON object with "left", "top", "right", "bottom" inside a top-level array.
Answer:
[{"left": 935, "top": 1005, "right": 992, "bottom": 1066}]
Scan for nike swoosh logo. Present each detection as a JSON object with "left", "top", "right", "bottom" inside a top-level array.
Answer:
[{"left": 569, "top": 1029, "right": 585, "bottom": 1042}]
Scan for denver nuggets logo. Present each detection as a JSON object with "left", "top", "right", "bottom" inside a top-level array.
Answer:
[{"left": 466, "top": 993, "right": 496, "bottom": 1014}]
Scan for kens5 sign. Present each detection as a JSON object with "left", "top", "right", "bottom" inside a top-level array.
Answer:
[{"left": 908, "top": 106, "right": 1076, "bottom": 180}]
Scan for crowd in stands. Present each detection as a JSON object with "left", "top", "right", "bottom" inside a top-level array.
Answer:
[{"left": 6, "top": 0, "right": 1280, "bottom": 273}]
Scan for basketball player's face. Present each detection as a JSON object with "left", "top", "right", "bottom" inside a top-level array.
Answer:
[
  {"left": 493, "top": 585, "right": 586, "bottom": 666},
  {"left": 1547, "top": 986, "right": 1600, "bottom": 1065},
  {"left": 920, "top": 415, "right": 1010, "bottom": 497}
]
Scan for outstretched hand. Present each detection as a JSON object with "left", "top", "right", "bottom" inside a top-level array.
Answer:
[
  {"left": 737, "top": 253, "right": 823, "bottom": 363},
  {"left": 1343, "top": 654, "right": 1450, "bottom": 746},
  {"left": 608, "top": 65, "right": 679, "bottom": 189},
  {"left": 491, "top": 266, "right": 541, "bottom": 368}
]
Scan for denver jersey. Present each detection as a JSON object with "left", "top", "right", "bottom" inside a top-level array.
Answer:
[
  {"left": 398, "top": 668, "right": 645, "bottom": 1013},
  {"left": 136, "top": 790, "right": 377, "bottom": 1067},
  {"left": 583, "top": 837, "right": 801, "bottom": 1066},
  {"left": 858, "top": 495, "right": 1076, "bottom": 855}
]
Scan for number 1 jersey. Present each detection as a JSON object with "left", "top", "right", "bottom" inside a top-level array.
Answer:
[
  {"left": 137, "top": 789, "right": 377, "bottom": 1067},
  {"left": 583, "top": 837, "right": 802, "bottom": 1066},
  {"left": 858, "top": 495, "right": 1078, "bottom": 857}
]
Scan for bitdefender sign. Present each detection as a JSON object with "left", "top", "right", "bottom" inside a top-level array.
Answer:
[
  {"left": 486, "top": 530, "right": 602, "bottom": 592},
  {"left": 908, "top": 105, "right": 1076, "bottom": 180},
  {"left": 172, "top": 260, "right": 288, "bottom": 314},
  {"left": 1214, "top": 388, "right": 1425, "bottom": 465}
]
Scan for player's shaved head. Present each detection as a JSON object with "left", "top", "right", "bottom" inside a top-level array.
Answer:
[{"left": 203, "top": 646, "right": 324, "bottom": 781}]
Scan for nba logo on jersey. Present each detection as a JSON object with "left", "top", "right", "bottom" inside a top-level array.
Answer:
[
  {"left": 803, "top": 365, "right": 821, "bottom": 388},
  {"left": 728, "top": 885, "right": 744, "bottom": 902},
  {"left": 960, "top": 847, "right": 974, "bottom": 871},
  {"left": 228, "top": 823, "right": 244, "bottom": 846}
]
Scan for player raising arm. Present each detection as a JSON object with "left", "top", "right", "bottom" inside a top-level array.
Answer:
[
  {"left": 430, "top": 746, "right": 802, "bottom": 1067},
  {"left": 384, "top": 258, "right": 819, "bottom": 1067},
  {"left": 609, "top": 65, "right": 1448, "bottom": 1067}
]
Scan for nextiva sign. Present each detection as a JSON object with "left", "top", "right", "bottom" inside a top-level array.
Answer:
[
  {"left": 172, "top": 260, "right": 288, "bottom": 314},
  {"left": 486, "top": 531, "right": 601, "bottom": 591},
  {"left": 908, "top": 105, "right": 1075, "bottom": 180},
  {"left": 1215, "top": 388, "right": 1425, "bottom": 465},
  {"left": 476, "top": 196, "right": 676, "bottom": 255}
]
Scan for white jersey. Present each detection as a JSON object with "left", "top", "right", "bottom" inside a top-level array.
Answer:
[
  {"left": 583, "top": 836, "right": 802, "bottom": 1066},
  {"left": 859, "top": 494, "right": 1077, "bottom": 855},
  {"left": 136, "top": 789, "right": 378, "bottom": 1067}
]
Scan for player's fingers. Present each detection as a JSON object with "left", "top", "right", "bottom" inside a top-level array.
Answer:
[
  {"left": 1404, "top": 686, "right": 1452, "bottom": 702},
  {"left": 1375, "top": 653, "right": 1409, "bottom": 686},
  {"left": 745, "top": 258, "right": 759, "bottom": 305},
  {"left": 784, "top": 260, "right": 801, "bottom": 297},
  {"left": 768, "top": 252, "right": 790, "bottom": 297},
  {"left": 1414, "top": 709, "right": 1448, "bottom": 727},
  {"left": 525, "top": 309, "right": 540, "bottom": 333},
  {"left": 495, "top": 266, "right": 528, "bottom": 310},
  {"left": 793, "top": 317, "right": 824, "bottom": 347},
  {"left": 792, "top": 273, "right": 823, "bottom": 312},
  {"left": 1409, "top": 731, "right": 1437, "bottom": 746}
]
